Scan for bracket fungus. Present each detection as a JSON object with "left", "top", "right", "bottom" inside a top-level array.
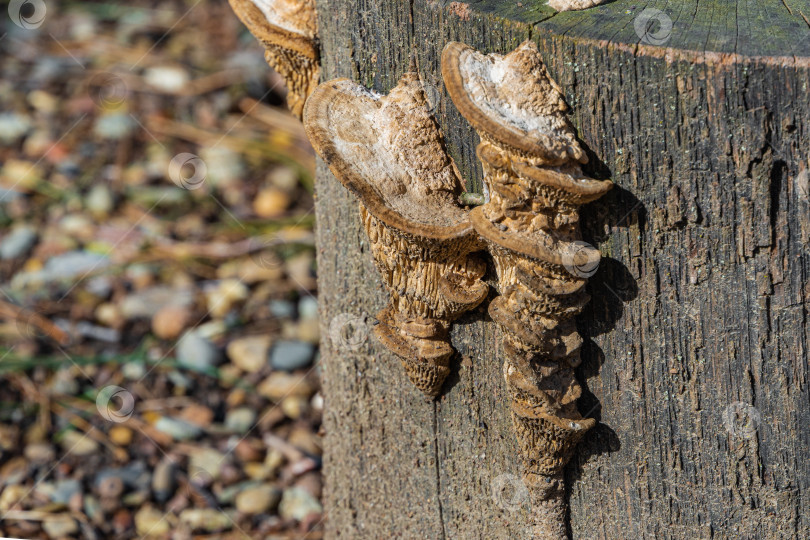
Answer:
[
  {"left": 443, "top": 40, "right": 613, "bottom": 537},
  {"left": 228, "top": 0, "right": 319, "bottom": 118},
  {"left": 303, "top": 71, "right": 489, "bottom": 397}
]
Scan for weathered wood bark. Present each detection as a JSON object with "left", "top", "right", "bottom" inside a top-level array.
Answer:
[{"left": 313, "top": 1, "right": 810, "bottom": 538}]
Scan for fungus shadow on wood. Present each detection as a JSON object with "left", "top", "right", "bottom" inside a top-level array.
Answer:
[{"left": 565, "top": 187, "right": 644, "bottom": 532}]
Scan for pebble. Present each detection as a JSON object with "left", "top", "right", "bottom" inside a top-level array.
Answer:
[
  {"left": 13, "top": 251, "right": 110, "bottom": 289},
  {"left": 130, "top": 187, "right": 187, "bottom": 208},
  {"left": 269, "top": 341, "right": 315, "bottom": 372},
  {"left": 281, "top": 396, "right": 310, "bottom": 420},
  {"left": 74, "top": 320, "right": 121, "bottom": 343},
  {"left": 84, "top": 495, "right": 103, "bottom": 525},
  {"left": 93, "top": 113, "right": 135, "bottom": 140},
  {"left": 23, "top": 129, "right": 53, "bottom": 157},
  {"left": 311, "top": 393, "right": 324, "bottom": 412},
  {"left": 176, "top": 331, "right": 222, "bottom": 372},
  {"left": 167, "top": 370, "right": 193, "bottom": 390},
  {"left": 119, "top": 286, "right": 193, "bottom": 319},
  {"left": 205, "top": 279, "right": 249, "bottom": 318},
  {"left": 243, "top": 462, "right": 269, "bottom": 480},
  {"left": 253, "top": 187, "right": 289, "bottom": 218},
  {"left": 69, "top": 491, "right": 83, "bottom": 514},
  {"left": 296, "top": 318, "right": 321, "bottom": 343},
  {"left": 288, "top": 427, "right": 322, "bottom": 456},
  {"left": 269, "top": 299, "right": 296, "bottom": 319},
  {"left": 121, "top": 361, "right": 146, "bottom": 380},
  {"left": 144, "top": 66, "right": 190, "bottom": 93},
  {"left": 123, "top": 490, "right": 150, "bottom": 507},
  {"left": 195, "top": 320, "right": 227, "bottom": 339},
  {"left": 218, "top": 463, "right": 241, "bottom": 486},
  {"left": 264, "top": 449, "right": 285, "bottom": 477},
  {"left": 278, "top": 487, "right": 322, "bottom": 521},
  {"left": 219, "top": 365, "right": 242, "bottom": 388},
  {"left": 60, "top": 430, "right": 99, "bottom": 456},
  {"left": 50, "top": 251, "right": 110, "bottom": 279},
  {"left": 216, "top": 480, "right": 258, "bottom": 505},
  {"left": 218, "top": 257, "right": 282, "bottom": 284},
  {"left": 154, "top": 417, "right": 202, "bottom": 441},
  {"left": 59, "top": 214, "right": 94, "bottom": 238},
  {"left": 226, "top": 335, "right": 271, "bottom": 373},
  {"left": 233, "top": 438, "right": 263, "bottom": 463},
  {"left": 0, "top": 187, "right": 22, "bottom": 203},
  {"left": 235, "top": 484, "right": 281, "bottom": 514},
  {"left": 0, "top": 226, "right": 37, "bottom": 260},
  {"left": 295, "top": 472, "right": 323, "bottom": 499},
  {"left": 97, "top": 462, "right": 150, "bottom": 491},
  {"left": 95, "top": 302, "right": 124, "bottom": 328},
  {"left": 0, "top": 112, "right": 31, "bottom": 143},
  {"left": 179, "top": 508, "right": 233, "bottom": 532},
  {"left": 224, "top": 407, "right": 257, "bottom": 434},
  {"left": 151, "top": 304, "right": 191, "bottom": 340},
  {"left": 134, "top": 506, "right": 171, "bottom": 537},
  {"left": 85, "top": 184, "right": 114, "bottom": 218},
  {"left": 188, "top": 447, "right": 227, "bottom": 483},
  {"left": 257, "top": 372, "right": 316, "bottom": 402},
  {"left": 86, "top": 275, "right": 113, "bottom": 298},
  {"left": 28, "top": 90, "right": 58, "bottom": 113},
  {"left": 23, "top": 442, "right": 55, "bottom": 464},
  {"left": 298, "top": 297, "right": 319, "bottom": 320},
  {"left": 51, "top": 368, "right": 79, "bottom": 395},
  {"left": 112, "top": 508, "right": 133, "bottom": 534},
  {"left": 1, "top": 159, "right": 42, "bottom": 189},
  {"left": 42, "top": 515, "right": 79, "bottom": 538},
  {"left": 269, "top": 166, "right": 298, "bottom": 191},
  {"left": 151, "top": 460, "right": 176, "bottom": 503},
  {"left": 109, "top": 425, "right": 134, "bottom": 446},
  {"left": 97, "top": 475, "right": 124, "bottom": 499},
  {"left": 179, "top": 404, "right": 213, "bottom": 429},
  {"left": 51, "top": 479, "right": 82, "bottom": 504},
  {"left": 0, "top": 484, "right": 27, "bottom": 512},
  {"left": 0, "top": 457, "right": 28, "bottom": 485}
]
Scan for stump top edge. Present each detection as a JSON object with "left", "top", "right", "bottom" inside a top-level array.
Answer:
[{"left": 457, "top": 0, "right": 810, "bottom": 64}]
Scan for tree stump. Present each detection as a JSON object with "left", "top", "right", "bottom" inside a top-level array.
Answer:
[{"left": 314, "top": 1, "right": 810, "bottom": 538}]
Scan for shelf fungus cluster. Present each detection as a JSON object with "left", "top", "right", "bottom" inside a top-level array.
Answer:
[
  {"left": 298, "top": 33, "right": 610, "bottom": 535},
  {"left": 303, "top": 71, "right": 489, "bottom": 397},
  {"left": 228, "top": 0, "right": 319, "bottom": 118},
  {"left": 443, "top": 41, "right": 612, "bottom": 537}
]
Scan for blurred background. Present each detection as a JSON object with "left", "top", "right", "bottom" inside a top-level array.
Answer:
[{"left": 0, "top": 0, "right": 323, "bottom": 538}]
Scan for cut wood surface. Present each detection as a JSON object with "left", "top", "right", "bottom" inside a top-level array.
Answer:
[{"left": 313, "top": 1, "right": 810, "bottom": 538}]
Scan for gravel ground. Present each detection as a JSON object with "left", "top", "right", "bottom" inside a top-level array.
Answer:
[{"left": 0, "top": 1, "right": 323, "bottom": 538}]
